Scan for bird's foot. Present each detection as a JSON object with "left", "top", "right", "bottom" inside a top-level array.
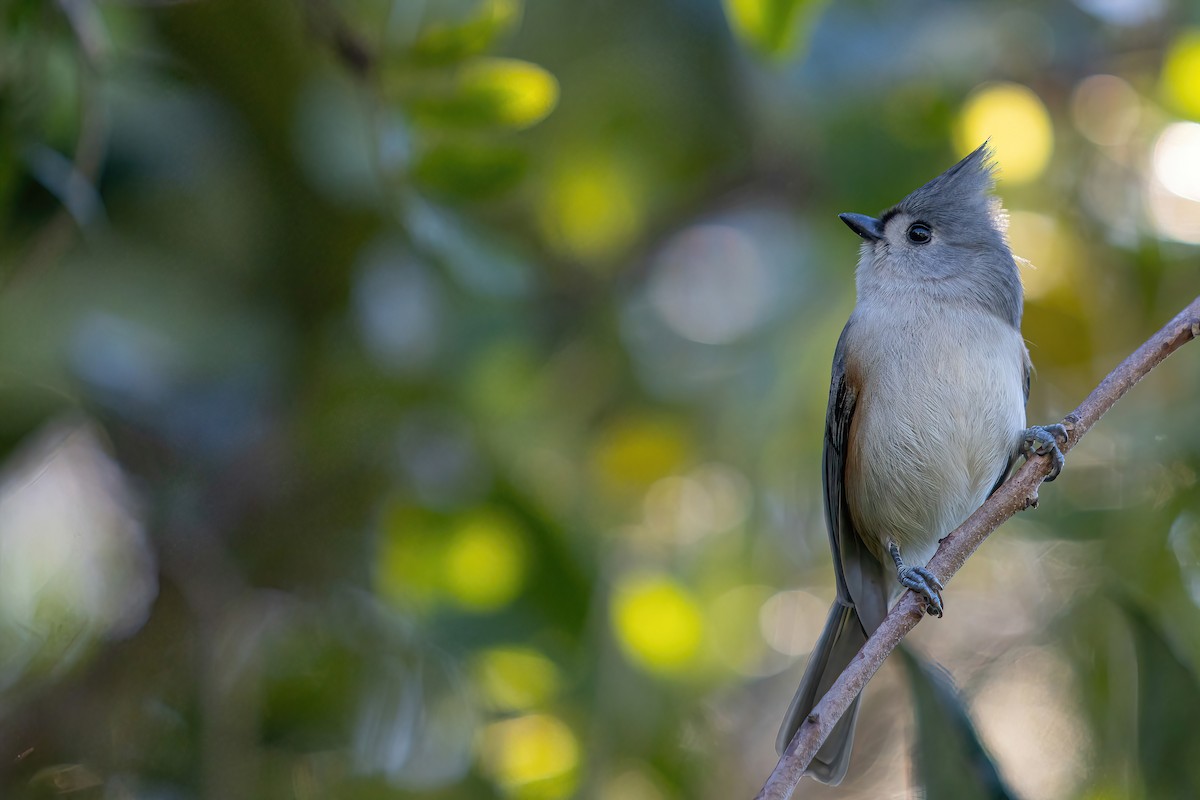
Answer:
[
  {"left": 1022, "top": 423, "right": 1068, "bottom": 482},
  {"left": 889, "top": 540, "right": 944, "bottom": 617}
]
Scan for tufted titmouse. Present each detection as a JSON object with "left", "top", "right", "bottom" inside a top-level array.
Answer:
[{"left": 775, "top": 145, "right": 1066, "bottom": 784}]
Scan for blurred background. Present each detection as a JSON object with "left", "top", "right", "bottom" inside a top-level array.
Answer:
[{"left": 1, "top": 0, "right": 1199, "bottom": 797}]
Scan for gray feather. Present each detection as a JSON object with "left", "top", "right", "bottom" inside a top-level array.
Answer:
[{"left": 775, "top": 602, "right": 868, "bottom": 784}]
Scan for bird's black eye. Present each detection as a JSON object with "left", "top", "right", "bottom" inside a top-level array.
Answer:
[{"left": 906, "top": 223, "right": 932, "bottom": 244}]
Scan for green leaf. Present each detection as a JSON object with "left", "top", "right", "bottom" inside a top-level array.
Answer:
[
  {"left": 1120, "top": 600, "right": 1200, "bottom": 796},
  {"left": 408, "top": 0, "right": 523, "bottom": 66},
  {"left": 405, "top": 57, "right": 559, "bottom": 130},
  {"left": 411, "top": 139, "right": 528, "bottom": 199},
  {"left": 721, "top": 0, "right": 825, "bottom": 60},
  {"left": 900, "top": 647, "right": 1017, "bottom": 800}
]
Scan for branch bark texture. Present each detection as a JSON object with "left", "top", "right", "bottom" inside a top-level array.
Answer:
[{"left": 756, "top": 295, "right": 1200, "bottom": 800}]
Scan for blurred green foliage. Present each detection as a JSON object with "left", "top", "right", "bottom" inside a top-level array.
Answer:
[{"left": 0, "top": 0, "right": 1198, "bottom": 799}]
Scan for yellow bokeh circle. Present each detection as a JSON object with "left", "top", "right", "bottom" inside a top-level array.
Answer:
[
  {"left": 443, "top": 510, "right": 528, "bottom": 611},
  {"left": 538, "top": 149, "right": 646, "bottom": 264},
  {"left": 955, "top": 82, "right": 1053, "bottom": 184},
  {"left": 482, "top": 713, "right": 580, "bottom": 798},
  {"left": 1162, "top": 29, "right": 1200, "bottom": 120},
  {"left": 611, "top": 572, "right": 704, "bottom": 674}
]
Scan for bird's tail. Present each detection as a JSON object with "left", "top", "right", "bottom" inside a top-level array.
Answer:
[{"left": 775, "top": 600, "right": 869, "bottom": 786}]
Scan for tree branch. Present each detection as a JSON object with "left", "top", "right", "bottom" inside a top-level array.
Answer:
[{"left": 756, "top": 294, "right": 1200, "bottom": 800}]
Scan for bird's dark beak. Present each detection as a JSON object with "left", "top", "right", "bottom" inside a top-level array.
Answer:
[{"left": 839, "top": 213, "right": 885, "bottom": 242}]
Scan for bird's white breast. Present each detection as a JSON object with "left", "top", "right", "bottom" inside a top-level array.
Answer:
[{"left": 843, "top": 298, "right": 1028, "bottom": 568}]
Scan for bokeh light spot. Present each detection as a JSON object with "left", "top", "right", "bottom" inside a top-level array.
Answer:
[
  {"left": 649, "top": 224, "right": 769, "bottom": 344},
  {"left": 538, "top": 151, "right": 645, "bottom": 264},
  {"left": 955, "top": 83, "right": 1053, "bottom": 184},
  {"left": 1074, "top": 0, "right": 1165, "bottom": 27},
  {"left": 352, "top": 243, "right": 442, "bottom": 373},
  {"left": 1152, "top": 122, "right": 1200, "bottom": 202},
  {"left": 1161, "top": 29, "right": 1200, "bottom": 120},
  {"left": 473, "top": 647, "right": 562, "bottom": 711},
  {"left": 482, "top": 713, "right": 580, "bottom": 798},
  {"left": 1070, "top": 74, "right": 1141, "bottom": 147},
  {"left": 443, "top": 509, "right": 528, "bottom": 611},
  {"left": 759, "top": 589, "right": 830, "bottom": 657},
  {"left": 1148, "top": 122, "right": 1200, "bottom": 243},
  {"left": 1007, "top": 211, "right": 1077, "bottom": 301},
  {"left": 642, "top": 463, "right": 751, "bottom": 545},
  {"left": 611, "top": 572, "right": 704, "bottom": 674},
  {"left": 0, "top": 421, "right": 156, "bottom": 690},
  {"left": 592, "top": 415, "right": 691, "bottom": 493}
]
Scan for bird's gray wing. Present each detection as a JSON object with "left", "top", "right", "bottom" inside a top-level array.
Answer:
[
  {"left": 774, "top": 325, "right": 890, "bottom": 767},
  {"left": 1023, "top": 357, "right": 1032, "bottom": 406},
  {"left": 824, "top": 324, "right": 889, "bottom": 633}
]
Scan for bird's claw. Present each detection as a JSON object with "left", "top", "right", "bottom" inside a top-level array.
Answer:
[
  {"left": 898, "top": 565, "right": 944, "bottom": 617},
  {"left": 889, "top": 540, "right": 944, "bottom": 617},
  {"left": 1022, "top": 423, "right": 1068, "bottom": 482}
]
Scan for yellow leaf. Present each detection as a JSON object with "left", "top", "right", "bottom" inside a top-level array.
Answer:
[
  {"left": 409, "top": 0, "right": 523, "bottom": 65},
  {"left": 459, "top": 57, "right": 559, "bottom": 129},
  {"left": 406, "top": 58, "right": 559, "bottom": 130},
  {"left": 722, "top": 0, "right": 822, "bottom": 60}
]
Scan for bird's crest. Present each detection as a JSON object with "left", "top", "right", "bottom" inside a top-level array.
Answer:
[{"left": 895, "top": 143, "right": 998, "bottom": 224}]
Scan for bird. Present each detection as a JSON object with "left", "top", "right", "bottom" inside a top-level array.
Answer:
[{"left": 775, "top": 143, "right": 1066, "bottom": 784}]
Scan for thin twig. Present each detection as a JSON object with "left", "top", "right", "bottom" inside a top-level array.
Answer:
[{"left": 756, "top": 294, "right": 1200, "bottom": 800}]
